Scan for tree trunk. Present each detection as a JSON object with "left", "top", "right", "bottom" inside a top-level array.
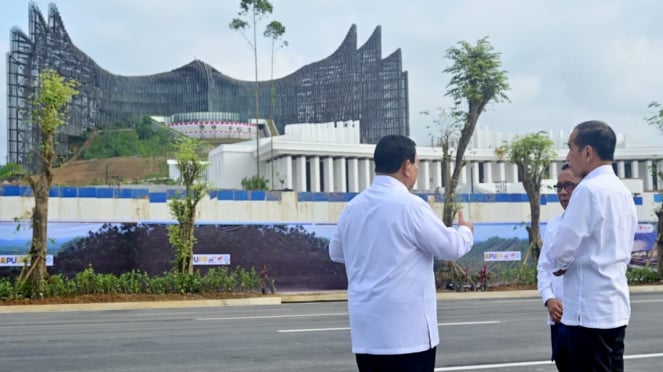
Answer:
[
  {"left": 656, "top": 207, "right": 663, "bottom": 275},
  {"left": 22, "top": 174, "right": 50, "bottom": 293}
]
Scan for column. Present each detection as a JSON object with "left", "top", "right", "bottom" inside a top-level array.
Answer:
[
  {"left": 631, "top": 160, "right": 639, "bottom": 178},
  {"left": 324, "top": 157, "right": 334, "bottom": 192},
  {"left": 549, "top": 161, "right": 557, "bottom": 180},
  {"left": 471, "top": 162, "right": 480, "bottom": 184},
  {"left": 483, "top": 161, "right": 493, "bottom": 183},
  {"left": 617, "top": 161, "right": 625, "bottom": 178},
  {"left": 420, "top": 160, "right": 431, "bottom": 190},
  {"left": 433, "top": 161, "right": 442, "bottom": 190},
  {"left": 334, "top": 157, "right": 347, "bottom": 192},
  {"left": 359, "top": 159, "right": 371, "bottom": 190},
  {"left": 645, "top": 160, "right": 653, "bottom": 191},
  {"left": 460, "top": 164, "right": 467, "bottom": 185},
  {"left": 283, "top": 155, "right": 293, "bottom": 190},
  {"left": 310, "top": 156, "right": 320, "bottom": 192},
  {"left": 294, "top": 156, "right": 306, "bottom": 192},
  {"left": 347, "top": 158, "right": 359, "bottom": 192},
  {"left": 497, "top": 162, "right": 506, "bottom": 182},
  {"left": 511, "top": 164, "right": 519, "bottom": 183}
]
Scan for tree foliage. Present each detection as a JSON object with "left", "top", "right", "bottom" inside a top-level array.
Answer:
[
  {"left": 19, "top": 69, "right": 78, "bottom": 294},
  {"left": 441, "top": 37, "right": 510, "bottom": 226},
  {"left": 502, "top": 131, "right": 556, "bottom": 264},
  {"left": 167, "top": 138, "right": 209, "bottom": 274}
]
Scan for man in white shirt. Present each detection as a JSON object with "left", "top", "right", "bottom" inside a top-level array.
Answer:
[
  {"left": 549, "top": 121, "right": 638, "bottom": 372},
  {"left": 329, "top": 134, "right": 474, "bottom": 372},
  {"left": 537, "top": 163, "right": 579, "bottom": 372}
]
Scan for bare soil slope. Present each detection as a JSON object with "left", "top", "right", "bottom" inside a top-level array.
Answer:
[{"left": 52, "top": 157, "right": 166, "bottom": 185}]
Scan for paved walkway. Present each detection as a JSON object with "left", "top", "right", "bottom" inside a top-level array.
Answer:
[{"left": 1, "top": 285, "right": 661, "bottom": 313}]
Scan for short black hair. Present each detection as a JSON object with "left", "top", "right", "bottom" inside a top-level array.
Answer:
[
  {"left": 573, "top": 120, "right": 616, "bottom": 161},
  {"left": 374, "top": 134, "right": 416, "bottom": 173}
]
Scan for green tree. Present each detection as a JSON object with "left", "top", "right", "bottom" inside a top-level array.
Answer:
[
  {"left": 500, "top": 131, "right": 556, "bottom": 264},
  {"left": 264, "top": 20, "right": 287, "bottom": 188},
  {"left": 229, "top": 0, "right": 281, "bottom": 182},
  {"left": 19, "top": 69, "right": 78, "bottom": 293},
  {"left": 167, "top": 138, "right": 209, "bottom": 274},
  {"left": 441, "top": 37, "right": 510, "bottom": 226},
  {"left": 645, "top": 101, "right": 663, "bottom": 273}
]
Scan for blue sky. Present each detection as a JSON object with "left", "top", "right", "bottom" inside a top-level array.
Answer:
[{"left": 2, "top": 0, "right": 663, "bottom": 164}]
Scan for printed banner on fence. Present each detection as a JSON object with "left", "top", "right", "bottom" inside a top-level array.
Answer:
[
  {"left": 193, "top": 254, "right": 230, "bottom": 265},
  {"left": 484, "top": 251, "right": 521, "bottom": 262},
  {"left": 0, "top": 255, "right": 54, "bottom": 267}
]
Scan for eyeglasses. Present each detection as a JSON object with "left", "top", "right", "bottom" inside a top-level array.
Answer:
[{"left": 553, "top": 182, "right": 577, "bottom": 192}]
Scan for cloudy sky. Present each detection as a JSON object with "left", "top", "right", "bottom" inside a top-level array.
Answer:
[{"left": 1, "top": 0, "right": 662, "bottom": 164}]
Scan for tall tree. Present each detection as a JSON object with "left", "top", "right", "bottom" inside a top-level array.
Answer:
[
  {"left": 229, "top": 0, "right": 279, "bottom": 182},
  {"left": 264, "top": 20, "right": 287, "bottom": 188},
  {"left": 441, "top": 37, "right": 510, "bottom": 226},
  {"left": 499, "top": 132, "right": 556, "bottom": 264},
  {"left": 19, "top": 69, "right": 78, "bottom": 293},
  {"left": 645, "top": 101, "right": 663, "bottom": 273},
  {"left": 167, "top": 138, "right": 209, "bottom": 274}
]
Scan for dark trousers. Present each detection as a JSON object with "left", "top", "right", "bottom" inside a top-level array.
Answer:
[
  {"left": 565, "top": 325, "right": 626, "bottom": 372},
  {"left": 355, "top": 347, "right": 436, "bottom": 372},
  {"left": 550, "top": 324, "right": 571, "bottom": 372}
]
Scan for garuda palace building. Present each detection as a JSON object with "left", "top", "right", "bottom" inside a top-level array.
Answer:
[{"left": 6, "top": 4, "right": 409, "bottom": 171}]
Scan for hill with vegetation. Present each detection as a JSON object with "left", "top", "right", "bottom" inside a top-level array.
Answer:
[{"left": 51, "top": 117, "right": 188, "bottom": 185}]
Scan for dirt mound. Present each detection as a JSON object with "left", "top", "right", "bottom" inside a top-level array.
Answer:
[{"left": 52, "top": 157, "right": 167, "bottom": 185}]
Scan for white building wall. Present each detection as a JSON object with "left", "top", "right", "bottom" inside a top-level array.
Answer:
[{"left": 0, "top": 190, "right": 657, "bottom": 224}]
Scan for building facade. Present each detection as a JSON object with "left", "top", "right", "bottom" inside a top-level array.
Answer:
[
  {"left": 207, "top": 124, "right": 663, "bottom": 195},
  {"left": 6, "top": 3, "right": 409, "bottom": 171}
]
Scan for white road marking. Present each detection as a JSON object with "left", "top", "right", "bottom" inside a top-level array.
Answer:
[
  {"left": 196, "top": 312, "right": 347, "bottom": 321},
  {"left": 434, "top": 353, "right": 663, "bottom": 371},
  {"left": 277, "top": 320, "right": 500, "bottom": 333}
]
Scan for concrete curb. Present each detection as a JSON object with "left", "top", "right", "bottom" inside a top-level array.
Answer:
[{"left": 1, "top": 285, "right": 660, "bottom": 313}]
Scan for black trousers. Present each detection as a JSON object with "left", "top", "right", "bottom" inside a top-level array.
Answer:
[
  {"left": 565, "top": 325, "right": 626, "bottom": 372},
  {"left": 355, "top": 347, "right": 436, "bottom": 372},
  {"left": 550, "top": 324, "right": 571, "bottom": 372}
]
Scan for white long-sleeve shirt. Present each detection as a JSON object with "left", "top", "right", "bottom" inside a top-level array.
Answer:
[
  {"left": 537, "top": 214, "right": 564, "bottom": 326},
  {"left": 549, "top": 165, "right": 637, "bottom": 329},
  {"left": 329, "top": 175, "right": 473, "bottom": 355}
]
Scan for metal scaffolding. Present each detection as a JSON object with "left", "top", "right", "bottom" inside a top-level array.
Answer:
[{"left": 7, "top": 3, "right": 409, "bottom": 171}]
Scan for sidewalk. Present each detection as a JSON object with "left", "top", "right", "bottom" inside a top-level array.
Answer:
[{"left": 1, "top": 285, "right": 661, "bottom": 313}]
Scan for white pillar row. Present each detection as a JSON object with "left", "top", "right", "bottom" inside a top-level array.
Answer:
[
  {"left": 617, "top": 161, "right": 625, "bottom": 179},
  {"left": 549, "top": 161, "right": 557, "bottom": 181},
  {"left": 310, "top": 156, "right": 321, "bottom": 192},
  {"left": 347, "top": 158, "right": 359, "bottom": 192},
  {"left": 631, "top": 160, "right": 639, "bottom": 178},
  {"left": 645, "top": 160, "right": 653, "bottom": 191},
  {"left": 294, "top": 156, "right": 307, "bottom": 192},
  {"left": 283, "top": 155, "right": 293, "bottom": 190},
  {"left": 511, "top": 164, "right": 519, "bottom": 183},
  {"left": 433, "top": 161, "right": 442, "bottom": 190},
  {"left": 334, "top": 157, "right": 347, "bottom": 192},
  {"left": 323, "top": 157, "right": 334, "bottom": 192},
  {"left": 420, "top": 161, "right": 431, "bottom": 191},
  {"left": 483, "top": 162, "right": 493, "bottom": 183},
  {"left": 497, "top": 162, "right": 506, "bottom": 182},
  {"left": 359, "top": 159, "right": 371, "bottom": 190}
]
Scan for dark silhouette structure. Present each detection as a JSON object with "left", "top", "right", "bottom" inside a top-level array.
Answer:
[{"left": 6, "top": 3, "right": 409, "bottom": 171}]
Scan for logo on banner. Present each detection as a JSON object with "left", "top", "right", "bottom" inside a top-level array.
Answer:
[
  {"left": 0, "top": 255, "right": 54, "bottom": 267},
  {"left": 193, "top": 254, "right": 231, "bottom": 265},
  {"left": 483, "top": 251, "right": 521, "bottom": 262}
]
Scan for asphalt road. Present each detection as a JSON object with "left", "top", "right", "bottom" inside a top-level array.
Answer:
[{"left": 1, "top": 292, "right": 662, "bottom": 372}]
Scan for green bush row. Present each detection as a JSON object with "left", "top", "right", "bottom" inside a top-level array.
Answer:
[{"left": 0, "top": 266, "right": 263, "bottom": 301}]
